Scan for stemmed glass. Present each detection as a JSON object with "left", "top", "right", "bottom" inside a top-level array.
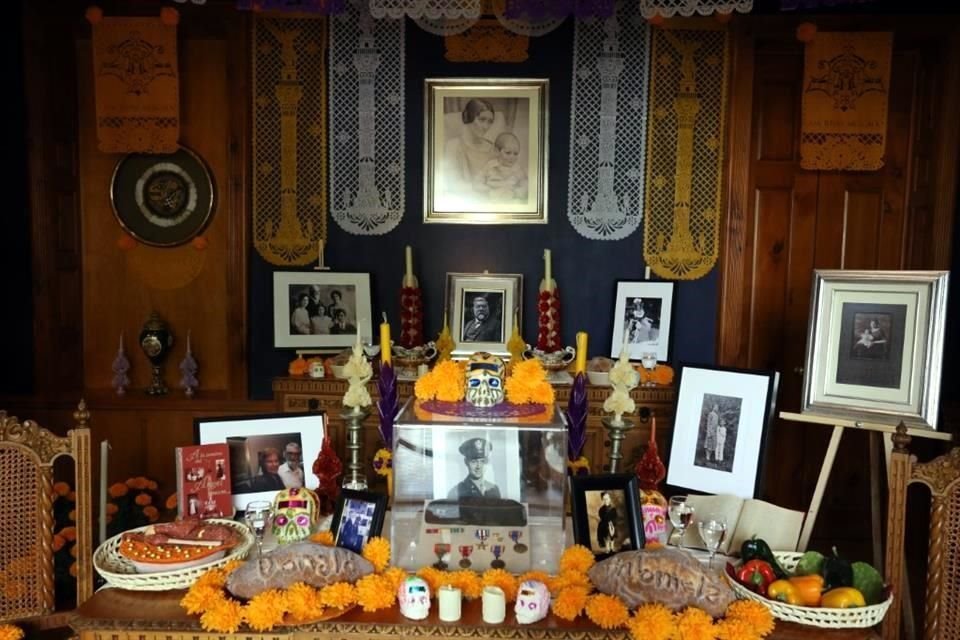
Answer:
[
  {"left": 668, "top": 496, "right": 695, "bottom": 547},
  {"left": 697, "top": 513, "right": 728, "bottom": 569},
  {"left": 243, "top": 500, "right": 274, "bottom": 560}
]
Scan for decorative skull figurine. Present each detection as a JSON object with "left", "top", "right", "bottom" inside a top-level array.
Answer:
[
  {"left": 514, "top": 580, "right": 551, "bottom": 624},
  {"left": 271, "top": 487, "right": 320, "bottom": 544},
  {"left": 465, "top": 352, "right": 506, "bottom": 407},
  {"left": 398, "top": 576, "right": 431, "bottom": 620}
]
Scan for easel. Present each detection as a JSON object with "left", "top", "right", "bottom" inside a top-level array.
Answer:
[{"left": 780, "top": 411, "right": 952, "bottom": 639}]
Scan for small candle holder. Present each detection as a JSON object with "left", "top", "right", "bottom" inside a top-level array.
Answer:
[
  {"left": 341, "top": 405, "right": 370, "bottom": 490},
  {"left": 601, "top": 415, "right": 635, "bottom": 473}
]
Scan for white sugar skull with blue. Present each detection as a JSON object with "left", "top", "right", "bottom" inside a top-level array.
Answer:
[{"left": 398, "top": 576, "right": 431, "bottom": 620}]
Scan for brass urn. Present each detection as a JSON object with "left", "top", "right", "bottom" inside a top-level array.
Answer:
[{"left": 139, "top": 312, "right": 174, "bottom": 395}]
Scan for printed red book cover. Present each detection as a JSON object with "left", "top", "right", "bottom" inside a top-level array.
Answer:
[{"left": 175, "top": 444, "right": 233, "bottom": 519}]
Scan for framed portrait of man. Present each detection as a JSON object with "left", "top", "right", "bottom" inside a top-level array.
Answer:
[
  {"left": 446, "top": 272, "right": 523, "bottom": 358},
  {"left": 423, "top": 78, "right": 549, "bottom": 224}
]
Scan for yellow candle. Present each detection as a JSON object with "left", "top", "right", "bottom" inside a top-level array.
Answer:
[
  {"left": 575, "top": 331, "right": 588, "bottom": 374},
  {"left": 380, "top": 316, "right": 392, "bottom": 366}
]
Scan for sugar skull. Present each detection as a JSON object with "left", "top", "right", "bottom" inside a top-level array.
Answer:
[
  {"left": 398, "top": 576, "right": 431, "bottom": 620},
  {"left": 465, "top": 352, "right": 506, "bottom": 407},
  {"left": 514, "top": 580, "right": 550, "bottom": 624},
  {"left": 271, "top": 487, "right": 320, "bottom": 544}
]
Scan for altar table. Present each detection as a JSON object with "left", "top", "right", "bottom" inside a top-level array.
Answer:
[{"left": 70, "top": 589, "right": 880, "bottom": 640}]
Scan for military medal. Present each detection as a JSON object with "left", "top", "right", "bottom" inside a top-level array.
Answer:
[
  {"left": 490, "top": 544, "right": 505, "bottom": 569},
  {"left": 474, "top": 528, "right": 489, "bottom": 550},
  {"left": 458, "top": 545, "right": 473, "bottom": 568},
  {"left": 433, "top": 543, "right": 451, "bottom": 570},
  {"left": 509, "top": 530, "right": 527, "bottom": 553}
]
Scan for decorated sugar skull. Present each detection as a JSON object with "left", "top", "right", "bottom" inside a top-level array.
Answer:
[
  {"left": 271, "top": 487, "right": 320, "bottom": 544},
  {"left": 398, "top": 576, "right": 431, "bottom": 620},
  {"left": 514, "top": 580, "right": 550, "bottom": 624},
  {"left": 465, "top": 352, "right": 506, "bottom": 407}
]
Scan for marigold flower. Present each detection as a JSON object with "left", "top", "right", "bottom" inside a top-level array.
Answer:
[
  {"left": 382, "top": 567, "right": 408, "bottom": 594},
  {"left": 199, "top": 597, "right": 244, "bottom": 634},
  {"left": 319, "top": 582, "right": 358, "bottom": 609},
  {"left": 715, "top": 617, "right": 761, "bottom": 640},
  {"left": 309, "top": 530, "right": 335, "bottom": 546},
  {"left": 52, "top": 534, "right": 66, "bottom": 552},
  {"left": 165, "top": 492, "right": 178, "bottom": 510},
  {"left": 105, "top": 503, "right": 119, "bottom": 515},
  {"left": 67, "top": 491, "right": 76, "bottom": 501},
  {"left": 221, "top": 559, "right": 243, "bottom": 575},
  {"left": 143, "top": 506, "right": 159, "bottom": 522},
  {"left": 361, "top": 537, "right": 391, "bottom": 573},
  {"left": 0, "top": 624, "right": 25, "bottom": 640},
  {"left": 355, "top": 574, "right": 395, "bottom": 611},
  {"left": 53, "top": 481, "right": 71, "bottom": 497},
  {"left": 244, "top": 589, "right": 288, "bottom": 632},
  {"left": 127, "top": 476, "right": 150, "bottom": 490},
  {"left": 505, "top": 359, "right": 555, "bottom": 405},
  {"left": 193, "top": 567, "right": 230, "bottom": 591},
  {"left": 68, "top": 509, "right": 76, "bottom": 522},
  {"left": 725, "top": 600, "right": 774, "bottom": 638},
  {"left": 60, "top": 526, "right": 77, "bottom": 542},
  {"left": 551, "top": 586, "right": 589, "bottom": 621},
  {"left": 676, "top": 607, "right": 718, "bottom": 640},
  {"left": 147, "top": 480, "right": 158, "bottom": 491},
  {"left": 558, "top": 545, "right": 595, "bottom": 574},
  {"left": 517, "top": 571, "right": 551, "bottom": 588},
  {"left": 68, "top": 561, "right": 77, "bottom": 576},
  {"left": 2, "top": 582, "right": 26, "bottom": 601},
  {"left": 415, "top": 566, "right": 446, "bottom": 593},
  {"left": 446, "top": 569, "right": 482, "bottom": 599},
  {"left": 481, "top": 568, "right": 518, "bottom": 602},
  {"left": 69, "top": 545, "right": 78, "bottom": 558},
  {"left": 135, "top": 493, "right": 153, "bottom": 506},
  {"left": 108, "top": 483, "right": 128, "bottom": 498},
  {"left": 626, "top": 603, "right": 675, "bottom": 640},
  {"left": 549, "top": 569, "right": 591, "bottom": 594},
  {"left": 414, "top": 360, "right": 466, "bottom": 402},
  {"left": 285, "top": 583, "right": 323, "bottom": 623},
  {"left": 585, "top": 593, "right": 629, "bottom": 630},
  {"left": 181, "top": 584, "right": 226, "bottom": 615}
]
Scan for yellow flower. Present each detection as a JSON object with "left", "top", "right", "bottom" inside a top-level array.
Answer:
[
  {"left": 355, "top": 574, "right": 395, "bottom": 612},
  {"left": 414, "top": 360, "right": 466, "bottom": 402},
  {"left": 285, "top": 583, "right": 323, "bottom": 623},
  {"left": 446, "top": 569, "right": 482, "bottom": 599},
  {"left": 319, "top": 582, "right": 358, "bottom": 609},
  {"left": 165, "top": 492, "right": 178, "bottom": 510},
  {"left": 310, "top": 530, "right": 335, "bottom": 546},
  {"left": 60, "top": 526, "right": 77, "bottom": 542},
  {"left": 53, "top": 481, "right": 71, "bottom": 497},
  {"left": 361, "top": 537, "right": 391, "bottom": 573},
  {"left": 2, "top": 582, "right": 26, "bottom": 600},
  {"left": 676, "top": 607, "right": 718, "bottom": 640},
  {"left": 517, "top": 571, "right": 551, "bottom": 588},
  {"left": 482, "top": 568, "right": 518, "bottom": 602},
  {"left": 199, "top": 597, "right": 244, "bottom": 634},
  {"left": 585, "top": 593, "right": 630, "bottom": 630},
  {"left": 0, "top": 624, "right": 24, "bottom": 640},
  {"left": 382, "top": 567, "right": 409, "bottom": 594},
  {"left": 416, "top": 566, "right": 446, "bottom": 594},
  {"left": 715, "top": 618, "right": 761, "bottom": 640},
  {"left": 143, "top": 506, "right": 159, "bottom": 522},
  {"left": 244, "top": 589, "right": 288, "bottom": 632},
  {"left": 181, "top": 584, "right": 226, "bottom": 615},
  {"left": 373, "top": 449, "right": 392, "bottom": 477},
  {"left": 221, "top": 559, "right": 243, "bottom": 575},
  {"left": 725, "top": 601, "right": 774, "bottom": 638},
  {"left": 108, "top": 483, "right": 128, "bottom": 498},
  {"left": 566, "top": 456, "right": 591, "bottom": 474},
  {"left": 548, "top": 569, "right": 591, "bottom": 594},
  {"left": 505, "top": 359, "right": 555, "bottom": 405},
  {"left": 627, "top": 603, "right": 676, "bottom": 640},
  {"left": 558, "top": 545, "right": 595, "bottom": 574},
  {"left": 551, "top": 586, "right": 589, "bottom": 621},
  {"left": 135, "top": 493, "right": 153, "bottom": 506}
]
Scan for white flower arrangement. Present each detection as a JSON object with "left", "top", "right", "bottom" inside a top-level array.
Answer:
[
  {"left": 603, "top": 347, "right": 639, "bottom": 425},
  {"left": 343, "top": 338, "right": 372, "bottom": 409}
]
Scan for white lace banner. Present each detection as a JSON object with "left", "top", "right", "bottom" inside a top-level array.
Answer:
[
  {"left": 369, "top": 0, "right": 482, "bottom": 19},
  {"left": 567, "top": 6, "right": 650, "bottom": 240},
  {"left": 638, "top": 0, "right": 753, "bottom": 17},
  {"left": 329, "top": 0, "right": 405, "bottom": 235}
]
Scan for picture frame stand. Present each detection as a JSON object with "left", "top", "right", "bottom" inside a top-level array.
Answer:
[
  {"left": 601, "top": 416, "right": 635, "bottom": 473},
  {"left": 342, "top": 406, "right": 370, "bottom": 490}
]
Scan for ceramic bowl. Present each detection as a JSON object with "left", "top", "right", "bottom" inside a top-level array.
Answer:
[
  {"left": 331, "top": 364, "right": 347, "bottom": 379},
  {"left": 587, "top": 371, "right": 610, "bottom": 386}
]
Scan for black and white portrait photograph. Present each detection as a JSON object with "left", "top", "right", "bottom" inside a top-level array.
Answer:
[
  {"left": 692, "top": 393, "right": 742, "bottom": 473},
  {"left": 835, "top": 302, "right": 906, "bottom": 390},
  {"left": 570, "top": 474, "right": 644, "bottom": 560},
  {"left": 425, "top": 79, "right": 548, "bottom": 224},
  {"left": 432, "top": 429, "right": 522, "bottom": 504},
  {"left": 273, "top": 272, "right": 372, "bottom": 349},
  {"left": 585, "top": 489, "right": 631, "bottom": 554},
  {"left": 460, "top": 290, "right": 505, "bottom": 344},
  {"left": 331, "top": 489, "right": 387, "bottom": 554},
  {"left": 610, "top": 281, "right": 675, "bottom": 362}
]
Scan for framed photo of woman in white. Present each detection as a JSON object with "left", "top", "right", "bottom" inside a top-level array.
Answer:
[{"left": 424, "top": 78, "right": 549, "bottom": 224}]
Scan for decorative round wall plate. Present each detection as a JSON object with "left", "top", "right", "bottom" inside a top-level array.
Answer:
[{"left": 110, "top": 146, "right": 215, "bottom": 247}]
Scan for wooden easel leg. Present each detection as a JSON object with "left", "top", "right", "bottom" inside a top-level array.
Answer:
[
  {"left": 798, "top": 425, "right": 844, "bottom": 552},
  {"left": 883, "top": 433, "right": 915, "bottom": 640}
]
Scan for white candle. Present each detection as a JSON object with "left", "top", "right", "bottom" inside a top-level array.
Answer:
[
  {"left": 318, "top": 239, "right": 324, "bottom": 267},
  {"left": 482, "top": 586, "right": 506, "bottom": 624},
  {"left": 645, "top": 265, "right": 651, "bottom": 280},
  {"left": 439, "top": 585, "right": 462, "bottom": 622},
  {"left": 543, "top": 249, "right": 552, "bottom": 291},
  {"left": 99, "top": 440, "right": 109, "bottom": 543}
]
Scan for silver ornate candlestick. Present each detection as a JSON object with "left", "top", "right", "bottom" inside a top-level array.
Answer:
[
  {"left": 342, "top": 405, "right": 370, "bottom": 490},
  {"left": 601, "top": 415, "right": 635, "bottom": 473}
]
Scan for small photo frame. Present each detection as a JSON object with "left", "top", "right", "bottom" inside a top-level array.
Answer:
[
  {"left": 610, "top": 281, "right": 675, "bottom": 363},
  {"left": 667, "top": 365, "right": 779, "bottom": 499},
  {"left": 273, "top": 271, "right": 373, "bottom": 349},
  {"left": 570, "top": 473, "right": 644, "bottom": 561},
  {"left": 195, "top": 412, "right": 325, "bottom": 512},
  {"left": 330, "top": 489, "right": 388, "bottom": 554},
  {"left": 802, "top": 270, "right": 949, "bottom": 430},
  {"left": 445, "top": 272, "right": 523, "bottom": 357}
]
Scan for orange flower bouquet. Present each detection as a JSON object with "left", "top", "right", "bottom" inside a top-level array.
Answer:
[{"left": 106, "top": 476, "right": 166, "bottom": 538}]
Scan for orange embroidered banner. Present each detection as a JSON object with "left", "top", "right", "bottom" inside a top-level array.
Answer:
[
  {"left": 801, "top": 31, "right": 892, "bottom": 171},
  {"left": 91, "top": 13, "right": 180, "bottom": 153}
]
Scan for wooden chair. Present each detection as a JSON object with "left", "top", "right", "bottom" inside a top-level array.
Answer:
[
  {"left": 0, "top": 401, "right": 93, "bottom": 628},
  {"left": 883, "top": 425, "right": 960, "bottom": 640}
]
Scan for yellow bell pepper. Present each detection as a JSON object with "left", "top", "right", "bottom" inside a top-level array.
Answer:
[
  {"left": 821, "top": 587, "right": 866, "bottom": 608},
  {"left": 788, "top": 574, "right": 824, "bottom": 606},
  {"left": 767, "top": 579, "right": 801, "bottom": 605}
]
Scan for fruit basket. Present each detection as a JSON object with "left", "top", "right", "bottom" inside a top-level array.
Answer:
[
  {"left": 94, "top": 519, "right": 253, "bottom": 590},
  {"left": 725, "top": 552, "right": 892, "bottom": 629}
]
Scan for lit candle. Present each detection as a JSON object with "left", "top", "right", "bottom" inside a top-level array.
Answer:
[
  {"left": 439, "top": 585, "right": 462, "bottom": 622},
  {"left": 380, "top": 313, "right": 391, "bottom": 366},
  {"left": 575, "top": 331, "right": 588, "bottom": 375},
  {"left": 99, "top": 440, "right": 109, "bottom": 543},
  {"left": 482, "top": 586, "right": 506, "bottom": 624},
  {"left": 543, "top": 248, "right": 552, "bottom": 291}
]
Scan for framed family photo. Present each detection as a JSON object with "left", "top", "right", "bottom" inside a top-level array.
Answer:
[
  {"left": 570, "top": 473, "right": 644, "bottom": 561},
  {"left": 801, "top": 270, "right": 949, "bottom": 430},
  {"left": 195, "top": 412, "right": 326, "bottom": 512},
  {"left": 331, "top": 489, "right": 387, "bottom": 554},
  {"left": 610, "top": 281, "right": 675, "bottom": 362},
  {"left": 667, "top": 365, "right": 780, "bottom": 499},
  {"left": 423, "top": 78, "right": 549, "bottom": 224},
  {"left": 446, "top": 272, "right": 523, "bottom": 358},
  {"left": 273, "top": 271, "right": 373, "bottom": 349}
]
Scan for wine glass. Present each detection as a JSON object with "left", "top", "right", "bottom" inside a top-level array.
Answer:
[
  {"left": 697, "top": 513, "right": 728, "bottom": 569},
  {"left": 243, "top": 500, "right": 274, "bottom": 560},
  {"left": 668, "top": 496, "right": 695, "bottom": 547}
]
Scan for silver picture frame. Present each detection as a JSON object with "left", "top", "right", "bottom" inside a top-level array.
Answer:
[
  {"left": 445, "top": 272, "right": 523, "bottom": 358},
  {"left": 801, "top": 270, "right": 949, "bottom": 430}
]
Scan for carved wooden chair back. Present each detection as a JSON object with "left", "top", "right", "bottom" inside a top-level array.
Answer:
[{"left": 0, "top": 401, "right": 93, "bottom": 623}]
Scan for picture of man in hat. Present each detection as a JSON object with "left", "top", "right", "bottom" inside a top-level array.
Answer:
[{"left": 447, "top": 437, "right": 501, "bottom": 500}]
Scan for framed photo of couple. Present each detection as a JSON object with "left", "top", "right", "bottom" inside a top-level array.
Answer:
[
  {"left": 801, "top": 270, "right": 949, "bottom": 430},
  {"left": 446, "top": 272, "right": 523, "bottom": 358},
  {"left": 423, "top": 78, "right": 549, "bottom": 225}
]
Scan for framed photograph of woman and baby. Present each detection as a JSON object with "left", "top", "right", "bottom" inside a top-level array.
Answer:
[
  {"left": 423, "top": 78, "right": 549, "bottom": 224},
  {"left": 272, "top": 271, "right": 373, "bottom": 349}
]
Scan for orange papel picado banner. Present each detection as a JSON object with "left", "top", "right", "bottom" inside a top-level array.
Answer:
[
  {"left": 90, "top": 7, "right": 180, "bottom": 153},
  {"left": 801, "top": 31, "right": 892, "bottom": 171}
]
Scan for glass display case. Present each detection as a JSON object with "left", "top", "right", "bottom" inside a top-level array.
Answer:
[{"left": 391, "top": 399, "right": 568, "bottom": 574}]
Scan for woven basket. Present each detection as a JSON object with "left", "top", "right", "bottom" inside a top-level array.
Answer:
[
  {"left": 726, "top": 552, "right": 892, "bottom": 629},
  {"left": 94, "top": 519, "right": 253, "bottom": 591}
]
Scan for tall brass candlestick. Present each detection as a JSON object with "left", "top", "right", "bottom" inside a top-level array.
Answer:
[{"left": 342, "top": 406, "right": 370, "bottom": 490}]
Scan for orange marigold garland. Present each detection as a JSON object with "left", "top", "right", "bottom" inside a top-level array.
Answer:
[
  {"left": 481, "top": 568, "right": 518, "bottom": 602},
  {"left": 285, "top": 582, "right": 323, "bottom": 622},
  {"left": 716, "top": 617, "right": 762, "bottom": 640},
  {"left": 310, "top": 530, "right": 335, "bottom": 546},
  {"left": 181, "top": 583, "right": 227, "bottom": 615},
  {"left": 361, "top": 537, "right": 391, "bottom": 573},
  {"left": 558, "top": 545, "right": 595, "bottom": 573},
  {"left": 416, "top": 566, "right": 446, "bottom": 593},
  {"left": 725, "top": 600, "right": 774, "bottom": 638},
  {"left": 548, "top": 569, "right": 591, "bottom": 594},
  {"left": 383, "top": 566, "right": 409, "bottom": 593},
  {"left": 414, "top": 360, "right": 466, "bottom": 402},
  {"left": 551, "top": 585, "right": 590, "bottom": 621},
  {"left": 676, "top": 606, "right": 719, "bottom": 640},
  {"left": 446, "top": 569, "right": 483, "bottom": 599},
  {"left": 627, "top": 603, "right": 676, "bottom": 640},
  {"left": 355, "top": 574, "right": 396, "bottom": 612},
  {"left": 244, "top": 589, "right": 288, "bottom": 632},
  {"left": 0, "top": 625, "right": 23, "bottom": 640},
  {"left": 319, "top": 582, "right": 358, "bottom": 609},
  {"left": 504, "top": 359, "right": 555, "bottom": 405},
  {"left": 199, "top": 597, "right": 244, "bottom": 634},
  {"left": 585, "top": 593, "right": 630, "bottom": 630},
  {"left": 639, "top": 364, "right": 674, "bottom": 386}
]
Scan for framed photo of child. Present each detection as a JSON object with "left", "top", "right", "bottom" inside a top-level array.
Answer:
[{"left": 423, "top": 78, "right": 549, "bottom": 224}]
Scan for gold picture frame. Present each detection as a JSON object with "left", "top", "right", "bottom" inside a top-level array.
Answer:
[{"left": 424, "top": 78, "right": 549, "bottom": 225}]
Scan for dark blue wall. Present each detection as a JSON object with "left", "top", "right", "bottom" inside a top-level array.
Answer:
[{"left": 248, "top": 20, "right": 718, "bottom": 398}]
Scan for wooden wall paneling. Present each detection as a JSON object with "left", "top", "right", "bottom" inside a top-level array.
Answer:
[{"left": 928, "top": 35, "right": 960, "bottom": 270}]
